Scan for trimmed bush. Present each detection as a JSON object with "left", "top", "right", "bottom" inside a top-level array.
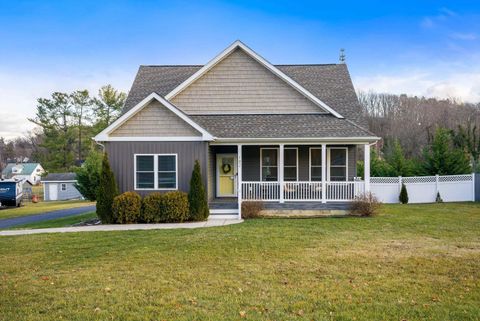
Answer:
[
  {"left": 188, "top": 160, "right": 209, "bottom": 221},
  {"left": 97, "top": 152, "right": 119, "bottom": 223},
  {"left": 241, "top": 201, "right": 264, "bottom": 219},
  {"left": 158, "top": 191, "right": 189, "bottom": 223},
  {"left": 112, "top": 192, "right": 142, "bottom": 224},
  {"left": 399, "top": 183, "right": 409, "bottom": 204},
  {"left": 141, "top": 193, "right": 163, "bottom": 223},
  {"left": 350, "top": 192, "right": 381, "bottom": 217}
]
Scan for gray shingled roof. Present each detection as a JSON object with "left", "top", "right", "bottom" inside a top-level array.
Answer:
[
  {"left": 123, "top": 64, "right": 368, "bottom": 128},
  {"left": 42, "top": 173, "right": 77, "bottom": 182},
  {"left": 190, "top": 114, "right": 374, "bottom": 138}
]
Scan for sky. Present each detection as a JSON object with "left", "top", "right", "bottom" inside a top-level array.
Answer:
[{"left": 0, "top": 0, "right": 479, "bottom": 139}]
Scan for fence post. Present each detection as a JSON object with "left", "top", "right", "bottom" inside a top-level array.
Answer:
[
  {"left": 472, "top": 173, "right": 476, "bottom": 202},
  {"left": 435, "top": 174, "right": 439, "bottom": 197},
  {"left": 398, "top": 176, "right": 402, "bottom": 193}
]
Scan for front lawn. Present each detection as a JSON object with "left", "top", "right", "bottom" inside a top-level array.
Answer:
[
  {"left": 0, "top": 203, "right": 479, "bottom": 320},
  {"left": 0, "top": 200, "right": 95, "bottom": 220}
]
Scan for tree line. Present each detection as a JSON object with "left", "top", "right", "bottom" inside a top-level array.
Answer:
[
  {"left": 0, "top": 85, "right": 126, "bottom": 172},
  {"left": 359, "top": 91, "right": 480, "bottom": 176}
]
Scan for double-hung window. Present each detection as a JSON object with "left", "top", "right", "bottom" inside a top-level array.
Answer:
[
  {"left": 329, "top": 148, "right": 347, "bottom": 181},
  {"left": 284, "top": 148, "right": 298, "bottom": 181},
  {"left": 261, "top": 148, "right": 278, "bottom": 181},
  {"left": 309, "top": 148, "right": 322, "bottom": 181},
  {"left": 135, "top": 154, "right": 177, "bottom": 190}
]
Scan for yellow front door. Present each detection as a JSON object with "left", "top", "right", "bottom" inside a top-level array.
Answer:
[{"left": 216, "top": 154, "right": 237, "bottom": 197}]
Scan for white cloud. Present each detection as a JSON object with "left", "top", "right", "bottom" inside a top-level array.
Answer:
[
  {"left": 354, "top": 70, "right": 480, "bottom": 103},
  {"left": 0, "top": 68, "right": 132, "bottom": 140},
  {"left": 450, "top": 32, "right": 477, "bottom": 41}
]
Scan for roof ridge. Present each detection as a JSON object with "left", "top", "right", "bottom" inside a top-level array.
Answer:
[
  {"left": 190, "top": 113, "right": 333, "bottom": 116},
  {"left": 140, "top": 63, "right": 340, "bottom": 67}
]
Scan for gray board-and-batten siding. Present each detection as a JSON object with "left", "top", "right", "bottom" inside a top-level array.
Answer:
[{"left": 105, "top": 141, "right": 208, "bottom": 195}]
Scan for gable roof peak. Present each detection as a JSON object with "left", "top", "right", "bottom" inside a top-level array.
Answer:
[{"left": 164, "top": 40, "right": 344, "bottom": 119}]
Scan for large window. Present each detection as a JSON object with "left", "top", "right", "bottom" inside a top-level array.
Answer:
[
  {"left": 309, "top": 148, "right": 322, "bottom": 181},
  {"left": 329, "top": 148, "right": 347, "bottom": 181},
  {"left": 261, "top": 148, "right": 278, "bottom": 181},
  {"left": 284, "top": 148, "right": 298, "bottom": 181},
  {"left": 135, "top": 154, "right": 177, "bottom": 190}
]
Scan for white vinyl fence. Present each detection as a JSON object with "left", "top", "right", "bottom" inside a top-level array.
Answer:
[{"left": 371, "top": 174, "right": 475, "bottom": 204}]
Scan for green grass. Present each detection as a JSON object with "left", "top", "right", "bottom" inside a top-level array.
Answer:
[
  {"left": 9, "top": 212, "right": 97, "bottom": 229},
  {"left": 0, "top": 203, "right": 479, "bottom": 320},
  {"left": 0, "top": 200, "right": 95, "bottom": 220}
]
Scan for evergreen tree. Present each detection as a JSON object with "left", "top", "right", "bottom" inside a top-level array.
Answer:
[
  {"left": 399, "top": 183, "right": 409, "bottom": 204},
  {"left": 29, "top": 92, "right": 76, "bottom": 171},
  {"left": 423, "top": 128, "right": 471, "bottom": 175},
  {"left": 385, "top": 140, "right": 414, "bottom": 176},
  {"left": 93, "top": 85, "right": 127, "bottom": 133},
  {"left": 96, "top": 152, "right": 119, "bottom": 223},
  {"left": 75, "top": 150, "right": 102, "bottom": 201},
  {"left": 188, "top": 160, "right": 209, "bottom": 221}
]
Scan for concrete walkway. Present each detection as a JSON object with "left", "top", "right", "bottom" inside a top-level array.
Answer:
[
  {"left": 0, "top": 205, "right": 96, "bottom": 229},
  {"left": 0, "top": 219, "right": 243, "bottom": 236}
]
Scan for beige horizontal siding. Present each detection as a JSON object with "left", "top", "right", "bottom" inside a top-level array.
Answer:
[
  {"left": 171, "top": 48, "right": 324, "bottom": 114},
  {"left": 110, "top": 100, "right": 201, "bottom": 137}
]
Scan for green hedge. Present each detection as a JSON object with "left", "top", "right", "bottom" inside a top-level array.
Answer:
[
  {"left": 112, "top": 192, "right": 142, "bottom": 224},
  {"left": 141, "top": 191, "right": 189, "bottom": 223}
]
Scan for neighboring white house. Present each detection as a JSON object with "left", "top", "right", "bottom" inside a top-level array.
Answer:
[
  {"left": 1, "top": 163, "right": 44, "bottom": 185},
  {"left": 41, "top": 173, "right": 83, "bottom": 201}
]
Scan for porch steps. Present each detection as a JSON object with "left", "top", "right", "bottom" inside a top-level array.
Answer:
[{"left": 209, "top": 208, "right": 239, "bottom": 220}]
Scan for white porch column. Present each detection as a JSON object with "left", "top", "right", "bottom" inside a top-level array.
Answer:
[
  {"left": 237, "top": 144, "right": 242, "bottom": 220},
  {"left": 321, "top": 144, "right": 327, "bottom": 203},
  {"left": 279, "top": 143, "right": 285, "bottom": 203},
  {"left": 364, "top": 143, "right": 371, "bottom": 193}
]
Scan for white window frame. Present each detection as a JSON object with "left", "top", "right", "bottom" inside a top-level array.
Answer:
[
  {"left": 309, "top": 147, "right": 323, "bottom": 181},
  {"left": 260, "top": 147, "right": 279, "bottom": 182},
  {"left": 284, "top": 147, "right": 298, "bottom": 181},
  {"left": 327, "top": 147, "right": 348, "bottom": 181},
  {"left": 61, "top": 183, "right": 67, "bottom": 191},
  {"left": 134, "top": 154, "right": 178, "bottom": 190}
]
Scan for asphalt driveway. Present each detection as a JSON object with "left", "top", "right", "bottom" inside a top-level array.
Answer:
[{"left": 0, "top": 205, "right": 96, "bottom": 229}]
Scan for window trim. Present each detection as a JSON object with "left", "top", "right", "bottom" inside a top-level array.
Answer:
[
  {"left": 260, "top": 147, "right": 279, "bottom": 182},
  {"left": 327, "top": 147, "right": 348, "bottom": 181},
  {"left": 309, "top": 147, "right": 323, "bottom": 182},
  {"left": 134, "top": 154, "right": 178, "bottom": 191},
  {"left": 61, "top": 183, "right": 67, "bottom": 191},
  {"left": 284, "top": 147, "right": 298, "bottom": 181}
]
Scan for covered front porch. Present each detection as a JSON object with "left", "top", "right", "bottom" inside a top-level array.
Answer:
[{"left": 208, "top": 141, "right": 372, "bottom": 217}]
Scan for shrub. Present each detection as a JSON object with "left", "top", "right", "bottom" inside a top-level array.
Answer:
[
  {"left": 141, "top": 192, "right": 163, "bottom": 223},
  {"left": 436, "top": 191, "right": 443, "bottom": 203},
  {"left": 96, "top": 152, "right": 119, "bottom": 223},
  {"left": 74, "top": 150, "right": 102, "bottom": 201},
  {"left": 188, "top": 160, "right": 209, "bottom": 221},
  {"left": 241, "top": 201, "right": 264, "bottom": 219},
  {"left": 112, "top": 192, "right": 142, "bottom": 224},
  {"left": 399, "top": 183, "right": 409, "bottom": 204},
  {"left": 158, "top": 191, "right": 189, "bottom": 223},
  {"left": 350, "top": 192, "right": 381, "bottom": 217}
]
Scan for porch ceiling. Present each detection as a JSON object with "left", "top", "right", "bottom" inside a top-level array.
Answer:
[{"left": 190, "top": 114, "right": 376, "bottom": 140}]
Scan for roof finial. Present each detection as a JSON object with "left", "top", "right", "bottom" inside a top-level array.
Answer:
[{"left": 339, "top": 48, "right": 346, "bottom": 63}]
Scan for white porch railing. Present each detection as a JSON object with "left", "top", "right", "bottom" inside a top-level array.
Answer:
[
  {"left": 325, "top": 181, "right": 365, "bottom": 201},
  {"left": 241, "top": 181, "right": 365, "bottom": 202},
  {"left": 242, "top": 182, "right": 280, "bottom": 201},
  {"left": 284, "top": 181, "right": 322, "bottom": 201}
]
